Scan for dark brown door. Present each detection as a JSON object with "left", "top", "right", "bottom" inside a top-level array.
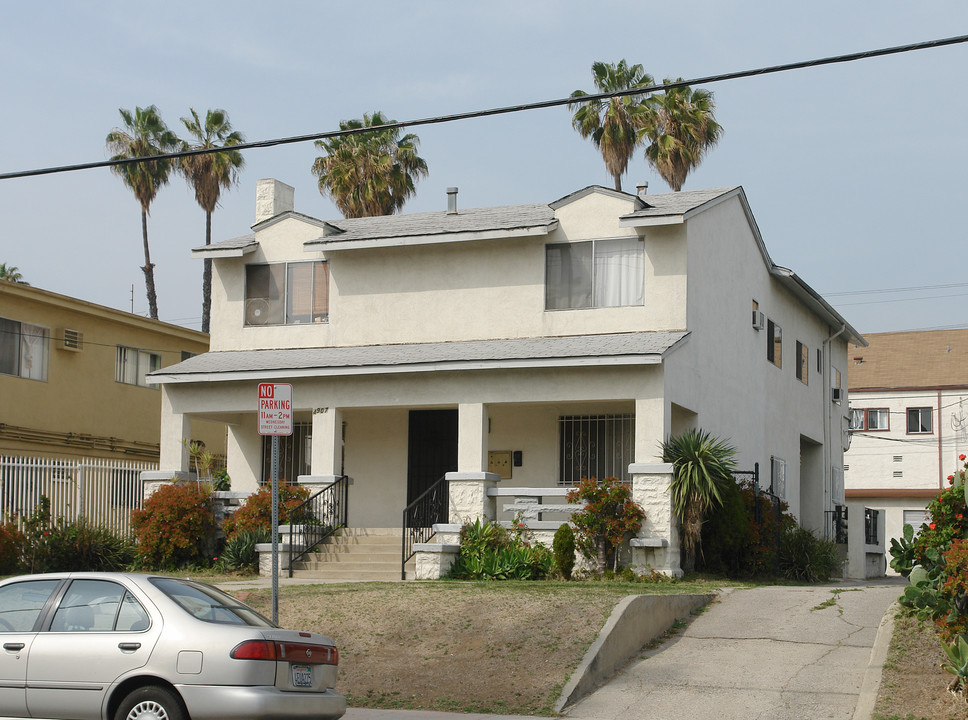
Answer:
[{"left": 407, "top": 409, "right": 458, "bottom": 510}]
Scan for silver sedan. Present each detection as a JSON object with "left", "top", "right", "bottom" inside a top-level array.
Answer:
[{"left": 0, "top": 572, "right": 345, "bottom": 720}]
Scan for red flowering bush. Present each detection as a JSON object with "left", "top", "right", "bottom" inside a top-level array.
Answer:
[
  {"left": 221, "top": 484, "right": 311, "bottom": 541},
  {"left": 0, "top": 520, "right": 25, "bottom": 574},
  {"left": 567, "top": 477, "right": 645, "bottom": 574},
  {"left": 911, "top": 482, "right": 968, "bottom": 566},
  {"left": 131, "top": 482, "right": 216, "bottom": 569}
]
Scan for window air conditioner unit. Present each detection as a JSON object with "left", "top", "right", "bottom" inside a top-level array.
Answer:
[
  {"left": 245, "top": 298, "right": 271, "bottom": 326},
  {"left": 832, "top": 387, "right": 842, "bottom": 402},
  {"left": 752, "top": 311, "right": 765, "bottom": 330},
  {"left": 58, "top": 328, "right": 83, "bottom": 351}
]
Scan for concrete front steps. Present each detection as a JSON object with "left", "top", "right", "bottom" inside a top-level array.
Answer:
[{"left": 289, "top": 528, "right": 416, "bottom": 581}]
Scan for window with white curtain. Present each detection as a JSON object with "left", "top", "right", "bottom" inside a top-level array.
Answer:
[
  {"left": 545, "top": 238, "right": 643, "bottom": 310},
  {"left": 115, "top": 346, "right": 161, "bottom": 388},
  {"left": 0, "top": 317, "right": 48, "bottom": 381}
]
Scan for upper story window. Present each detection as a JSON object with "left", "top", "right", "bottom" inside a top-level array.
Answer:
[
  {"left": 906, "top": 407, "right": 933, "bottom": 434},
  {"left": 795, "top": 340, "right": 808, "bottom": 384},
  {"left": 0, "top": 317, "right": 49, "bottom": 381},
  {"left": 766, "top": 319, "right": 781, "bottom": 368},
  {"left": 849, "top": 408, "right": 889, "bottom": 431},
  {"left": 245, "top": 261, "right": 329, "bottom": 326},
  {"left": 545, "top": 238, "right": 643, "bottom": 310},
  {"left": 116, "top": 346, "right": 160, "bottom": 387}
]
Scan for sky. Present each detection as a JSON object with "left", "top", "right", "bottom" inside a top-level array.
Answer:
[{"left": 1, "top": 1, "right": 966, "bottom": 335}]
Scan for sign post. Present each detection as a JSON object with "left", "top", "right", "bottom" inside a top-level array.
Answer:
[{"left": 258, "top": 382, "right": 293, "bottom": 624}]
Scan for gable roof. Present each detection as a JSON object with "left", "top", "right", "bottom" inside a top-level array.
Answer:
[
  {"left": 149, "top": 331, "right": 689, "bottom": 384},
  {"left": 618, "top": 186, "right": 741, "bottom": 225},
  {"left": 304, "top": 203, "right": 558, "bottom": 251},
  {"left": 848, "top": 329, "right": 968, "bottom": 390}
]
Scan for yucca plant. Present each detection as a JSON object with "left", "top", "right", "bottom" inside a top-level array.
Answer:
[
  {"left": 942, "top": 634, "right": 968, "bottom": 697},
  {"left": 662, "top": 429, "right": 737, "bottom": 572}
]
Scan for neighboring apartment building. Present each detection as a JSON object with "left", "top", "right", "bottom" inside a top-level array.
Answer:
[
  {"left": 844, "top": 329, "right": 968, "bottom": 569},
  {"left": 148, "top": 178, "right": 863, "bottom": 566}
]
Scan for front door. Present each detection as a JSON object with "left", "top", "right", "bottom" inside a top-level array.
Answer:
[{"left": 407, "top": 409, "right": 458, "bottom": 518}]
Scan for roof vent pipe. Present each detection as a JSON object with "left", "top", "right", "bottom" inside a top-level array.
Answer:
[
  {"left": 636, "top": 181, "right": 648, "bottom": 198},
  {"left": 446, "top": 187, "right": 458, "bottom": 214}
]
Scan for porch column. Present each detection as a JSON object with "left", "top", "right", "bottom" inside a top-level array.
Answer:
[
  {"left": 457, "top": 402, "right": 488, "bottom": 472},
  {"left": 629, "top": 463, "right": 682, "bottom": 577},
  {"left": 160, "top": 387, "right": 190, "bottom": 472},
  {"left": 310, "top": 407, "right": 343, "bottom": 476},
  {"left": 633, "top": 396, "right": 666, "bottom": 463}
]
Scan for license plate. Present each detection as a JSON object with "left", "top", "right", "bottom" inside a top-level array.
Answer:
[{"left": 292, "top": 665, "right": 313, "bottom": 687}]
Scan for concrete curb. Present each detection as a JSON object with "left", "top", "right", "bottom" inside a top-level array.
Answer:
[
  {"left": 554, "top": 592, "right": 716, "bottom": 714},
  {"left": 852, "top": 599, "right": 899, "bottom": 720}
]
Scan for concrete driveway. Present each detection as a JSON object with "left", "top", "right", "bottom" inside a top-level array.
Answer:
[{"left": 564, "top": 581, "right": 902, "bottom": 720}]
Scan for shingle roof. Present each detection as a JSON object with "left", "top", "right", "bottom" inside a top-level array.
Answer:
[
  {"left": 848, "top": 329, "right": 968, "bottom": 390},
  {"left": 151, "top": 331, "right": 689, "bottom": 383},
  {"left": 307, "top": 203, "right": 557, "bottom": 247},
  {"left": 620, "top": 187, "right": 740, "bottom": 220}
]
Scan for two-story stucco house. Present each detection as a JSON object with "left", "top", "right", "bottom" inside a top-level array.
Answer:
[{"left": 148, "top": 179, "right": 863, "bottom": 576}]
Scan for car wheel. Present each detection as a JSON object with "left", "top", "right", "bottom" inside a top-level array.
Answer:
[{"left": 115, "top": 686, "right": 186, "bottom": 720}]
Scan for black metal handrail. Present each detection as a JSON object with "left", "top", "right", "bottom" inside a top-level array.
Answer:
[
  {"left": 401, "top": 475, "right": 449, "bottom": 580},
  {"left": 287, "top": 476, "right": 349, "bottom": 577}
]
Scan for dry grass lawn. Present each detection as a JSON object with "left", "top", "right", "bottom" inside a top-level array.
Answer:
[{"left": 235, "top": 580, "right": 707, "bottom": 716}]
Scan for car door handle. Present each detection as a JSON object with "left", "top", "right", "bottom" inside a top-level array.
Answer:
[
  {"left": 118, "top": 642, "right": 141, "bottom": 651},
  {"left": 3, "top": 643, "right": 25, "bottom": 651}
]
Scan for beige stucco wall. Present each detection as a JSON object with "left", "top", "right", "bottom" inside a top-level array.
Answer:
[
  {"left": 210, "top": 191, "right": 687, "bottom": 351},
  {"left": 0, "top": 282, "right": 222, "bottom": 461}
]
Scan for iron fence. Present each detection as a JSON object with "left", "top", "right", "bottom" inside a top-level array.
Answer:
[
  {"left": 402, "top": 475, "right": 449, "bottom": 579},
  {"left": 287, "top": 476, "right": 349, "bottom": 576},
  {"left": 0, "top": 455, "right": 155, "bottom": 536}
]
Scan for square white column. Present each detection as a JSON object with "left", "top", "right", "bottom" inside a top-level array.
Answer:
[
  {"left": 310, "top": 407, "right": 343, "bottom": 475},
  {"left": 457, "top": 403, "right": 488, "bottom": 473}
]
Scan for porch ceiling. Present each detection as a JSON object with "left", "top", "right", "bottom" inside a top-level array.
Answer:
[{"left": 148, "top": 331, "right": 689, "bottom": 385}]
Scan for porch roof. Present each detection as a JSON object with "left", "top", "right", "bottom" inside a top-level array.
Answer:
[{"left": 148, "top": 331, "right": 689, "bottom": 385}]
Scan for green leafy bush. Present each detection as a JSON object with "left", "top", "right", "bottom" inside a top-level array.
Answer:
[
  {"left": 43, "top": 519, "right": 135, "bottom": 572},
  {"left": 220, "top": 528, "right": 271, "bottom": 573},
  {"left": 447, "top": 518, "right": 552, "bottom": 581},
  {"left": 222, "top": 484, "right": 311, "bottom": 541},
  {"left": 131, "top": 482, "right": 217, "bottom": 569},
  {"left": 776, "top": 525, "right": 839, "bottom": 582},
  {"left": 566, "top": 477, "right": 645, "bottom": 574},
  {"left": 699, "top": 480, "right": 794, "bottom": 578},
  {"left": 889, "top": 523, "right": 919, "bottom": 577},
  {"left": 552, "top": 523, "right": 576, "bottom": 580}
]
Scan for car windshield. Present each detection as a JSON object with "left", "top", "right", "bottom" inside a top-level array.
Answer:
[{"left": 150, "top": 578, "right": 276, "bottom": 628}]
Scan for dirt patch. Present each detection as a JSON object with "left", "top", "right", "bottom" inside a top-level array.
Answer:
[
  {"left": 874, "top": 612, "right": 968, "bottom": 720},
  {"left": 238, "top": 581, "right": 682, "bottom": 716}
]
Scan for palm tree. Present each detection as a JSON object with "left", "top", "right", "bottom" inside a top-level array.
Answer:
[
  {"left": 0, "top": 263, "right": 27, "bottom": 284},
  {"left": 569, "top": 60, "right": 654, "bottom": 192},
  {"left": 641, "top": 80, "right": 723, "bottom": 192},
  {"left": 179, "top": 108, "right": 245, "bottom": 333},
  {"left": 661, "top": 428, "right": 738, "bottom": 572},
  {"left": 311, "top": 111, "right": 428, "bottom": 218},
  {"left": 106, "top": 106, "right": 178, "bottom": 320}
]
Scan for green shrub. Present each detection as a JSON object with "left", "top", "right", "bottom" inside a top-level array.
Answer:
[
  {"left": 447, "top": 518, "right": 552, "bottom": 581},
  {"left": 212, "top": 470, "right": 231, "bottom": 492},
  {"left": 131, "top": 482, "right": 217, "bottom": 569},
  {"left": 222, "top": 484, "right": 311, "bottom": 541},
  {"left": 777, "top": 525, "right": 839, "bottom": 582},
  {"left": 700, "top": 480, "right": 794, "bottom": 578},
  {"left": 911, "top": 483, "right": 968, "bottom": 567},
  {"left": 552, "top": 523, "right": 576, "bottom": 580},
  {"left": 0, "top": 521, "right": 25, "bottom": 575},
  {"left": 43, "top": 519, "right": 135, "bottom": 572},
  {"left": 220, "top": 528, "right": 271, "bottom": 573}
]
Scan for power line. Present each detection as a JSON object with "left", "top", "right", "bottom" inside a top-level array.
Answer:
[
  {"left": 824, "top": 282, "right": 968, "bottom": 297},
  {"left": 2, "top": 34, "right": 968, "bottom": 181}
]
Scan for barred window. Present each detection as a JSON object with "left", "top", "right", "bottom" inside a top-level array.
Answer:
[{"left": 558, "top": 414, "right": 634, "bottom": 485}]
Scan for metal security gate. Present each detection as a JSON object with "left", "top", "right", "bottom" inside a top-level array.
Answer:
[{"left": 0, "top": 456, "right": 154, "bottom": 535}]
